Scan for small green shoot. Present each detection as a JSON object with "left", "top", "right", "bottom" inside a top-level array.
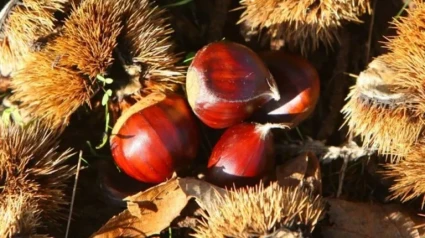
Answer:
[
  {"left": 102, "top": 89, "right": 112, "bottom": 106},
  {"left": 395, "top": 0, "right": 411, "bottom": 18},
  {"left": 96, "top": 74, "right": 113, "bottom": 85},
  {"left": 183, "top": 51, "right": 196, "bottom": 64},
  {"left": 163, "top": 0, "right": 193, "bottom": 8},
  {"left": 95, "top": 74, "right": 114, "bottom": 149}
]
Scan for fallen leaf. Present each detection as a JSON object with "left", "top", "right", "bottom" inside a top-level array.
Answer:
[
  {"left": 178, "top": 177, "right": 227, "bottom": 213},
  {"left": 276, "top": 152, "right": 322, "bottom": 194},
  {"left": 322, "top": 199, "right": 425, "bottom": 238},
  {"left": 91, "top": 178, "right": 190, "bottom": 238}
]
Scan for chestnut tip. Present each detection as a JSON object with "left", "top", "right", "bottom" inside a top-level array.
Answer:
[
  {"left": 205, "top": 122, "right": 276, "bottom": 188},
  {"left": 251, "top": 51, "right": 320, "bottom": 127},
  {"left": 186, "top": 41, "right": 280, "bottom": 129}
]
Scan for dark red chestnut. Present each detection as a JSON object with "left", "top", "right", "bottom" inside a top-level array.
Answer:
[
  {"left": 110, "top": 93, "right": 200, "bottom": 184},
  {"left": 253, "top": 51, "right": 320, "bottom": 127},
  {"left": 205, "top": 122, "right": 277, "bottom": 188},
  {"left": 186, "top": 41, "right": 280, "bottom": 129}
]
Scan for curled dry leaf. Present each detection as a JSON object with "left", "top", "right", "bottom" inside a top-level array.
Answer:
[
  {"left": 178, "top": 177, "right": 228, "bottom": 213},
  {"left": 91, "top": 178, "right": 189, "bottom": 238},
  {"left": 91, "top": 177, "right": 228, "bottom": 237},
  {"left": 276, "top": 152, "right": 322, "bottom": 195},
  {"left": 323, "top": 199, "right": 425, "bottom": 238}
]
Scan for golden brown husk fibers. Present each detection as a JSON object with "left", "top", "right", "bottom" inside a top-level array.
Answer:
[
  {"left": 0, "top": 122, "right": 75, "bottom": 237},
  {"left": 192, "top": 182, "right": 324, "bottom": 238},
  {"left": 0, "top": 0, "right": 70, "bottom": 75},
  {"left": 10, "top": 0, "right": 184, "bottom": 129},
  {"left": 342, "top": 0, "right": 425, "bottom": 159},
  {"left": 342, "top": 0, "right": 425, "bottom": 205},
  {"left": 238, "top": 0, "right": 371, "bottom": 54}
]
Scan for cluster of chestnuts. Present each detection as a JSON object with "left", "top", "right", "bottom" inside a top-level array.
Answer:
[{"left": 109, "top": 41, "right": 320, "bottom": 189}]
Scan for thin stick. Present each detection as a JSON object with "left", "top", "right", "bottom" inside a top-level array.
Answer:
[
  {"left": 365, "top": 0, "right": 378, "bottom": 63},
  {"left": 337, "top": 157, "right": 348, "bottom": 198},
  {"left": 65, "top": 150, "right": 83, "bottom": 238}
]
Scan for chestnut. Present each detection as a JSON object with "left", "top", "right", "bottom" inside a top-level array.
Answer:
[
  {"left": 110, "top": 93, "right": 200, "bottom": 184},
  {"left": 253, "top": 51, "right": 320, "bottom": 127},
  {"left": 205, "top": 122, "right": 277, "bottom": 188},
  {"left": 186, "top": 41, "right": 280, "bottom": 129}
]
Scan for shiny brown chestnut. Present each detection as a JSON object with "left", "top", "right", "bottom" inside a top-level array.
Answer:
[
  {"left": 110, "top": 93, "right": 200, "bottom": 184},
  {"left": 205, "top": 122, "right": 280, "bottom": 188},
  {"left": 186, "top": 41, "right": 280, "bottom": 129},
  {"left": 252, "top": 51, "right": 320, "bottom": 127}
]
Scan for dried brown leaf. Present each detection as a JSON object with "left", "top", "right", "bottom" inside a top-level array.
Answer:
[
  {"left": 91, "top": 178, "right": 189, "bottom": 238},
  {"left": 277, "top": 152, "right": 322, "bottom": 194},
  {"left": 177, "top": 177, "right": 227, "bottom": 213},
  {"left": 322, "top": 199, "right": 425, "bottom": 238}
]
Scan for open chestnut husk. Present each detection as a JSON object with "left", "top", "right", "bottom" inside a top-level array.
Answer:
[
  {"left": 110, "top": 93, "right": 200, "bottom": 184},
  {"left": 186, "top": 41, "right": 280, "bottom": 129},
  {"left": 252, "top": 51, "right": 320, "bottom": 127},
  {"left": 205, "top": 122, "right": 278, "bottom": 188}
]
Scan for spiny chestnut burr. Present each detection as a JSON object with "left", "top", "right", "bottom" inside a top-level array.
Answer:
[
  {"left": 252, "top": 51, "right": 320, "bottom": 127},
  {"left": 186, "top": 41, "right": 280, "bottom": 129},
  {"left": 192, "top": 182, "right": 324, "bottom": 238},
  {"left": 10, "top": 0, "right": 184, "bottom": 129},
  {"left": 0, "top": 122, "right": 75, "bottom": 237},
  {"left": 110, "top": 93, "right": 200, "bottom": 184},
  {"left": 238, "top": 0, "right": 371, "bottom": 54},
  {"left": 342, "top": 1, "right": 425, "bottom": 159},
  {"left": 206, "top": 122, "right": 283, "bottom": 188}
]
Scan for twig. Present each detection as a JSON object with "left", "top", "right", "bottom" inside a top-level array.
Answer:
[
  {"left": 337, "top": 157, "right": 349, "bottom": 198},
  {"left": 276, "top": 139, "right": 375, "bottom": 163},
  {"left": 65, "top": 150, "right": 83, "bottom": 238},
  {"left": 277, "top": 139, "right": 375, "bottom": 197},
  {"left": 317, "top": 31, "right": 350, "bottom": 140},
  {"left": 365, "top": 0, "right": 378, "bottom": 63}
]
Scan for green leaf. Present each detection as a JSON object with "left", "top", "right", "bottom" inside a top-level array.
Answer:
[
  {"left": 183, "top": 51, "right": 196, "bottom": 64},
  {"left": 102, "top": 93, "right": 109, "bottom": 106},
  {"left": 2, "top": 108, "right": 11, "bottom": 125},
  {"left": 104, "top": 77, "right": 113, "bottom": 84},
  {"left": 106, "top": 89, "right": 112, "bottom": 96},
  {"left": 96, "top": 74, "right": 106, "bottom": 82}
]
